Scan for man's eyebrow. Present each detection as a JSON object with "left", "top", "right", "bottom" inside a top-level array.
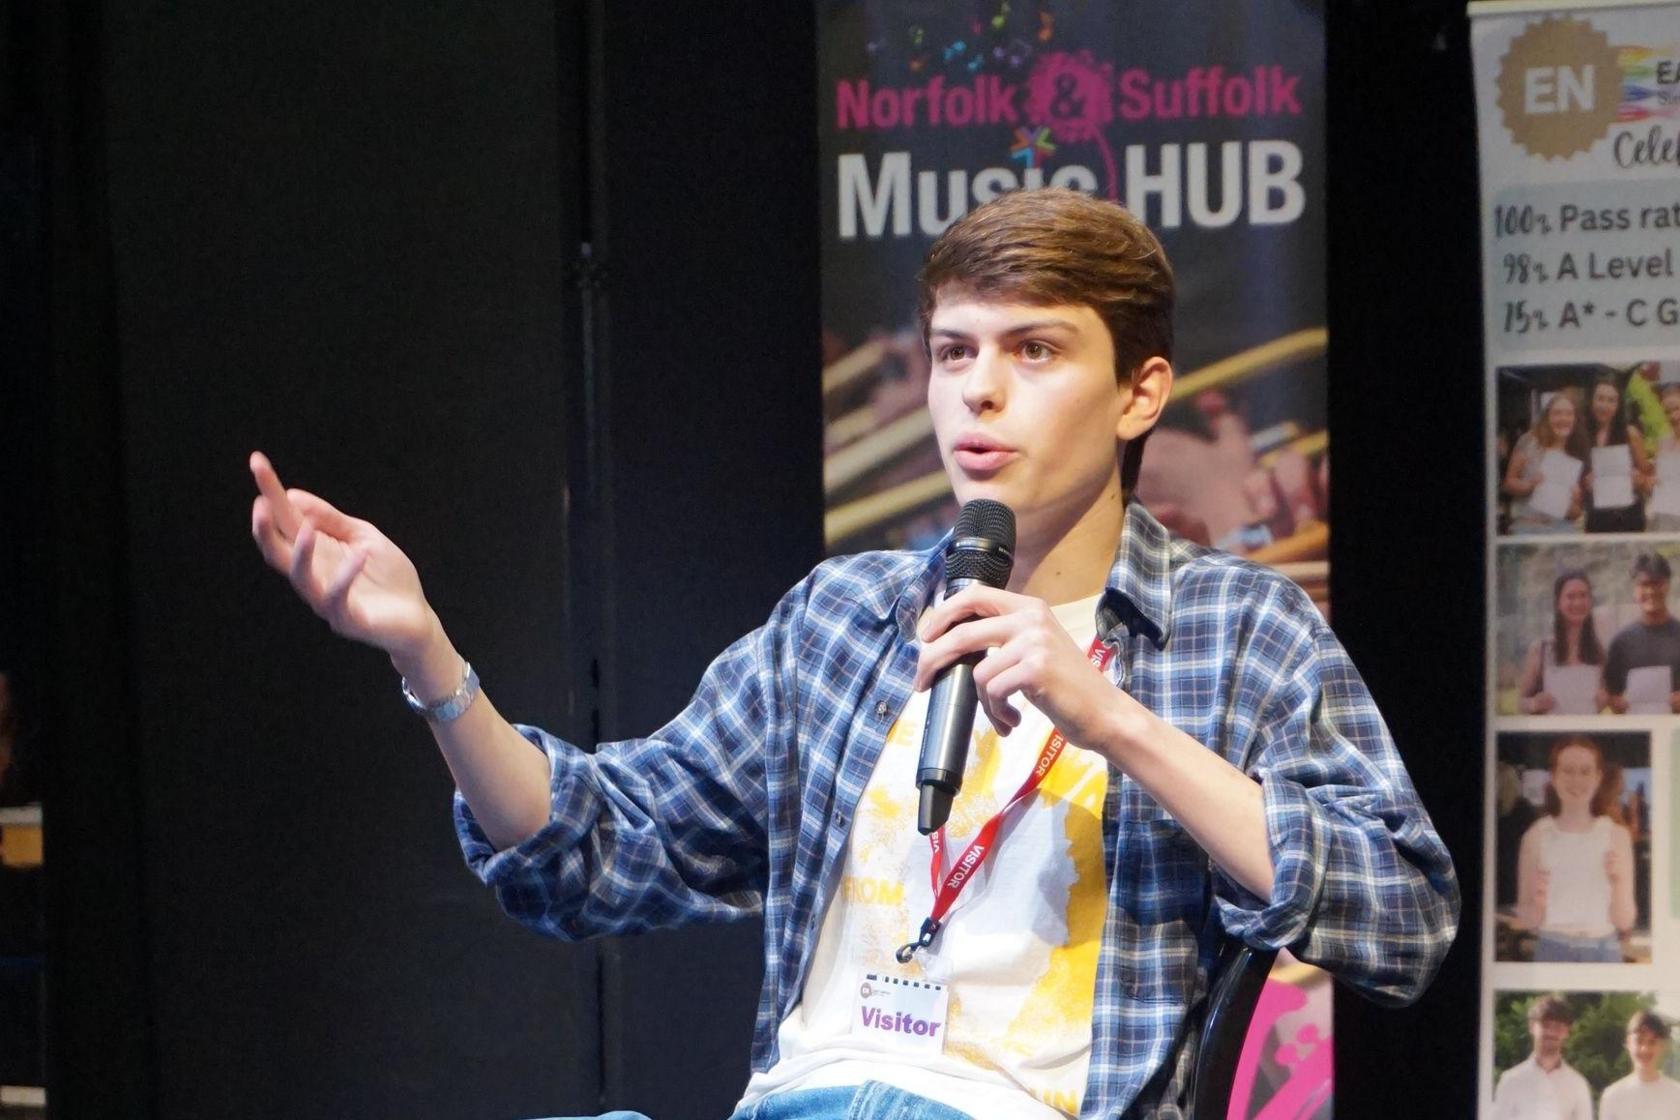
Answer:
[
  {"left": 1001, "top": 318, "right": 1080, "bottom": 335},
  {"left": 929, "top": 319, "right": 1081, "bottom": 338}
]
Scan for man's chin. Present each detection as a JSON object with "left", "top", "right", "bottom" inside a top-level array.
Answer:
[{"left": 948, "top": 478, "right": 1017, "bottom": 509}]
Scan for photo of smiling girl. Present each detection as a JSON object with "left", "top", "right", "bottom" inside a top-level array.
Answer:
[
  {"left": 1494, "top": 732, "right": 1649, "bottom": 964},
  {"left": 1503, "top": 389, "right": 1586, "bottom": 535},
  {"left": 1581, "top": 374, "right": 1651, "bottom": 534},
  {"left": 1516, "top": 570, "right": 1604, "bottom": 716}
]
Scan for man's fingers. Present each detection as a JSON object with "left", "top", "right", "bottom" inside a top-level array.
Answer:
[
  {"left": 288, "top": 519, "right": 321, "bottom": 601},
  {"left": 975, "top": 660, "right": 1023, "bottom": 735},
  {"left": 287, "top": 488, "right": 361, "bottom": 540},
  {"left": 249, "top": 451, "right": 300, "bottom": 540},
  {"left": 914, "top": 615, "right": 1018, "bottom": 689},
  {"left": 982, "top": 703, "right": 1020, "bottom": 736},
  {"left": 323, "top": 547, "right": 367, "bottom": 612},
  {"left": 917, "top": 585, "right": 1019, "bottom": 641},
  {"left": 251, "top": 498, "right": 294, "bottom": 569}
]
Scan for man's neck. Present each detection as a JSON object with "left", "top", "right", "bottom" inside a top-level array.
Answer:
[
  {"left": 1536, "top": 1052, "right": 1564, "bottom": 1073},
  {"left": 1006, "top": 476, "right": 1125, "bottom": 605}
]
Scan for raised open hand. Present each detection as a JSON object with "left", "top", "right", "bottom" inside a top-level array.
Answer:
[{"left": 249, "top": 451, "right": 437, "bottom": 660}]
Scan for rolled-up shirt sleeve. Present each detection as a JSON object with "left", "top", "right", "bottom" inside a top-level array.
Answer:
[
  {"left": 453, "top": 583, "right": 804, "bottom": 940},
  {"left": 1212, "top": 618, "right": 1460, "bottom": 1005}
]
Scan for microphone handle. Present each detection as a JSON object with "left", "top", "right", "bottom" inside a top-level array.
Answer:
[{"left": 916, "top": 652, "right": 982, "bottom": 833}]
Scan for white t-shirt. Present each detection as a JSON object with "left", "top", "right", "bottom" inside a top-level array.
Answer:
[
  {"left": 1599, "top": 1072, "right": 1680, "bottom": 1120},
  {"left": 1493, "top": 1055, "right": 1594, "bottom": 1120},
  {"left": 738, "top": 594, "right": 1110, "bottom": 1120},
  {"left": 1534, "top": 816, "right": 1616, "bottom": 935}
]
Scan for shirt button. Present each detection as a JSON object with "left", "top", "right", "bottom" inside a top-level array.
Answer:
[{"left": 875, "top": 700, "right": 889, "bottom": 719}]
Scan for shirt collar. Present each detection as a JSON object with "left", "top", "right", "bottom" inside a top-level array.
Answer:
[
  {"left": 1099, "top": 500, "right": 1173, "bottom": 648},
  {"left": 1524, "top": 1054, "right": 1573, "bottom": 1077},
  {"left": 884, "top": 536, "right": 948, "bottom": 639},
  {"left": 876, "top": 500, "right": 1175, "bottom": 648}
]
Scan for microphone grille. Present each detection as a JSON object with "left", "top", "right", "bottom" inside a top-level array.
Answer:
[
  {"left": 945, "top": 499, "right": 1015, "bottom": 589},
  {"left": 953, "top": 498, "right": 1015, "bottom": 549}
]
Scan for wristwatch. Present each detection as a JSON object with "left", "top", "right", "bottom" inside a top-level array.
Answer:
[{"left": 401, "top": 661, "right": 480, "bottom": 723}]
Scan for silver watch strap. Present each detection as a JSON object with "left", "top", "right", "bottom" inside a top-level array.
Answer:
[{"left": 401, "top": 661, "right": 480, "bottom": 722}]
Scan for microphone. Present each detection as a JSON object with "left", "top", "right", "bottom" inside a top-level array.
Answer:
[{"left": 916, "top": 499, "right": 1016, "bottom": 835}]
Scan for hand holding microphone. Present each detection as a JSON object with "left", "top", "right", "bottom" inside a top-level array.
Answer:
[
  {"left": 914, "top": 499, "right": 1016, "bottom": 834},
  {"left": 915, "top": 502, "right": 1143, "bottom": 835}
]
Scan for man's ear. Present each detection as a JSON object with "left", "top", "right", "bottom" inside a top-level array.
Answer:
[{"left": 1117, "top": 355, "right": 1173, "bottom": 441}]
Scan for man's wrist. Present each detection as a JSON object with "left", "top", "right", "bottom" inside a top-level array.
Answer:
[
  {"left": 389, "top": 614, "right": 460, "bottom": 702},
  {"left": 1094, "top": 690, "right": 1154, "bottom": 769}
]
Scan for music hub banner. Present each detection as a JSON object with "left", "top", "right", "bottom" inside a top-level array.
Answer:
[
  {"left": 1472, "top": 1, "right": 1680, "bottom": 1115},
  {"left": 818, "top": 3, "right": 1332, "bottom": 1116}
]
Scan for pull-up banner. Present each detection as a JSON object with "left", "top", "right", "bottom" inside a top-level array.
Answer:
[
  {"left": 1472, "top": 1, "right": 1680, "bottom": 1116},
  {"left": 818, "top": 3, "right": 1332, "bottom": 1117}
]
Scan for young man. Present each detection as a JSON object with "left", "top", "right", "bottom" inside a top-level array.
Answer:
[
  {"left": 1493, "top": 995, "right": 1593, "bottom": 1120},
  {"left": 1600, "top": 1010, "right": 1680, "bottom": 1120},
  {"left": 251, "top": 188, "right": 1457, "bottom": 1119},
  {"left": 1601, "top": 553, "right": 1680, "bottom": 714}
]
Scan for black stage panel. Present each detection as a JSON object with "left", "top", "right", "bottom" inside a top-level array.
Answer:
[
  {"left": 90, "top": 3, "right": 599, "bottom": 1116},
  {"left": 584, "top": 3, "right": 822, "bottom": 1118}
]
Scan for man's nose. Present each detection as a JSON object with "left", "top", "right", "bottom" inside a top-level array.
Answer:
[{"left": 961, "top": 348, "right": 1007, "bottom": 411}]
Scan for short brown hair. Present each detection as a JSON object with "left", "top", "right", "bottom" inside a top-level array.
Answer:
[
  {"left": 1627, "top": 1009, "right": 1670, "bottom": 1039},
  {"left": 1529, "top": 994, "right": 1574, "bottom": 1025},
  {"left": 917, "top": 188, "right": 1176, "bottom": 491}
]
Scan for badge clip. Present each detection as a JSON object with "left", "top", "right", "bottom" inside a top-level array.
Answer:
[{"left": 894, "top": 917, "right": 942, "bottom": 964}]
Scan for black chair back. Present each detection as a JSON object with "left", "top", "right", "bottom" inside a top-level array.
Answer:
[{"left": 1185, "top": 943, "right": 1278, "bottom": 1118}]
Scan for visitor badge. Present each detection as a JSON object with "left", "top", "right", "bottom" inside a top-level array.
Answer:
[{"left": 852, "top": 970, "right": 949, "bottom": 1055}]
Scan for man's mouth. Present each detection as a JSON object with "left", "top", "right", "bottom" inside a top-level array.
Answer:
[{"left": 952, "top": 433, "right": 1017, "bottom": 473}]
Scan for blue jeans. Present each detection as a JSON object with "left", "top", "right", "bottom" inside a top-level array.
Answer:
[
  {"left": 543, "top": 1082, "right": 976, "bottom": 1120},
  {"left": 1535, "top": 930, "right": 1621, "bottom": 962}
]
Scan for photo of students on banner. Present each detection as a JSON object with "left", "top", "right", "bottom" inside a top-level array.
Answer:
[
  {"left": 1474, "top": 4, "right": 1680, "bottom": 1115},
  {"left": 1491, "top": 992, "right": 1680, "bottom": 1119},
  {"left": 1496, "top": 542, "right": 1680, "bottom": 716},
  {"left": 1496, "top": 362, "right": 1680, "bottom": 537},
  {"left": 1492, "top": 732, "right": 1651, "bottom": 965}
]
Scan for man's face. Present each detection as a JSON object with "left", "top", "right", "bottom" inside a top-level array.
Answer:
[
  {"left": 1634, "top": 575, "right": 1671, "bottom": 624},
  {"left": 925, "top": 298, "right": 1133, "bottom": 536},
  {"left": 1627, "top": 1028, "right": 1667, "bottom": 1077},
  {"left": 1531, "top": 1016, "right": 1570, "bottom": 1064}
]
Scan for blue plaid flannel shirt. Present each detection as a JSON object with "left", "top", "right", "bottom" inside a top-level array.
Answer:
[{"left": 457, "top": 501, "right": 1459, "bottom": 1118}]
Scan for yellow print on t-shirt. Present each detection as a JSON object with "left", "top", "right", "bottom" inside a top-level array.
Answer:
[
  {"left": 839, "top": 875, "right": 906, "bottom": 907},
  {"left": 998, "top": 742, "right": 1108, "bottom": 1056},
  {"left": 938, "top": 725, "right": 1109, "bottom": 1096}
]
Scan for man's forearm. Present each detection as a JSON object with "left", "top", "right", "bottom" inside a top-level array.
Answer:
[
  {"left": 1096, "top": 701, "right": 1275, "bottom": 899},
  {"left": 393, "top": 620, "right": 552, "bottom": 851}
]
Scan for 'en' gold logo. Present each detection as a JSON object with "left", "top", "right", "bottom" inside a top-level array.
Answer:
[{"left": 1495, "top": 17, "right": 1621, "bottom": 160}]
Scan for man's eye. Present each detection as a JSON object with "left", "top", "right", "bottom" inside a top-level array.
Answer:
[
  {"left": 1021, "top": 341, "right": 1053, "bottom": 361},
  {"left": 940, "top": 345, "right": 970, "bottom": 362}
]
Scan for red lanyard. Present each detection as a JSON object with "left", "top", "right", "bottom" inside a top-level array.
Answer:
[{"left": 895, "top": 636, "right": 1113, "bottom": 964}]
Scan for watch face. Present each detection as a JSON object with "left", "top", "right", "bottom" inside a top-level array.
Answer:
[{"left": 404, "top": 664, "right": 478, "bottom": 721}]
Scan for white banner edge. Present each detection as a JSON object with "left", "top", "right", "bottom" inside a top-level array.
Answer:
[{"left": 1470, "top": 0, "right": 1677, "bottom": 16}]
